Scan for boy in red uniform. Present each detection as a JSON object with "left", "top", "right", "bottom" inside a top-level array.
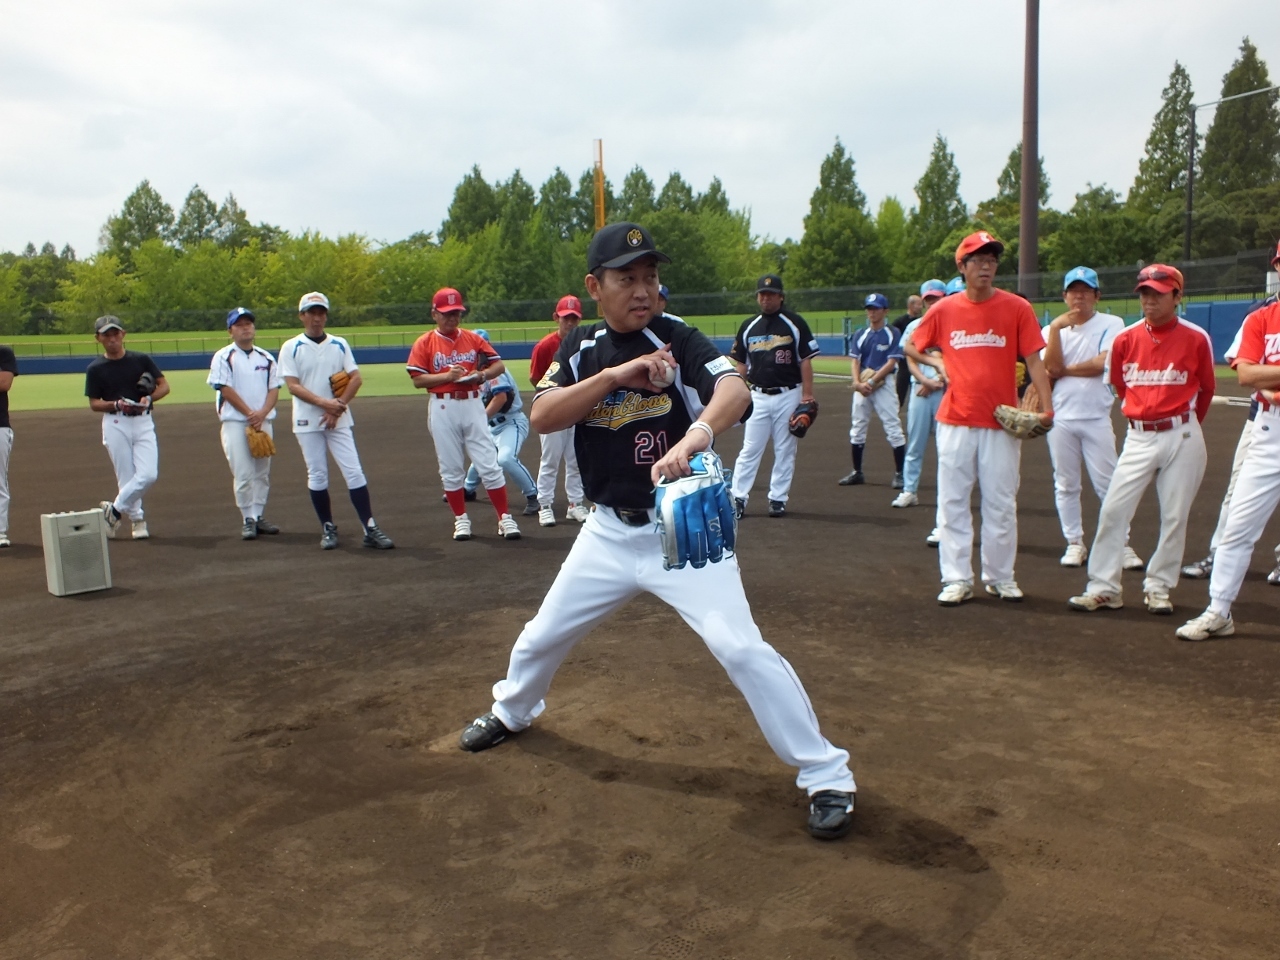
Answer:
[
  {"left": 1069, "top": 265, "right": 1215, "bottom": 615},
  {"left": 530, "top": 295, "right": 588, "bottom": 526}
]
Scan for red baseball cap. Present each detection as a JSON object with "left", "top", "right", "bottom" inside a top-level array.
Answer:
[
  {"left": 432, "top": 288, "right": 466, "bottom": 313},
  {"left": 1271, "top": 239, "right": 1280, "bottom": 268},
  {"left": 954, "top": 231, "right": 1004, "bottom": 267},
  {"left": 554, "top": 295, "right": 582, "bottom": 318},
  {"left": 1134, "top": 264, "right": 1184, "bottom": 295}
]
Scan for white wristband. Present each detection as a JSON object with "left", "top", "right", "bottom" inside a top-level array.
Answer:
[{"left": 687, "top": 420, "right": 715, "bottom": 445}]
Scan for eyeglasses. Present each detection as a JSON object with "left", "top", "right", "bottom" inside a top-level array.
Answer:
[{"left": 964, "top": 255, "right": 1000, "bottom": 267}]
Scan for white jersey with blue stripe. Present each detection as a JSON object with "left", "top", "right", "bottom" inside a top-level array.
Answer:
[{"left": 278, "top": 332, "right": 359, "bottom": 434}]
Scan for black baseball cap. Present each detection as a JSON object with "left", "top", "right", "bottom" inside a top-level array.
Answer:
[
  {"left": 756, "top": 274, "right": 783, "bottom": 293},
  {"left": 94, "top": 315, "right": 125, "bottom": 334},
  {"left": 587, "top": 222, "right": 671, "bottom": 272}
]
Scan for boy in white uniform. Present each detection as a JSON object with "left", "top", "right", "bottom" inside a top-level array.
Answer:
[
  {"left": 279, "top": 292, "right": 395, "bottom": 551},
  {"left": 208, "top": 307, "right": 284, "bottom": 540}
]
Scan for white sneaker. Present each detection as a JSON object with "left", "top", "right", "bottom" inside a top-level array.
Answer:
[
  {"left": 538, "top": 505, "right": 556, "bottom": 527},
  {"left": 1143, "top": 590, "right": 1173, "bottom": 615},
  {"left": 891, "top": 491, "right": 918, "bottom": 508},
  {"left": 566, "top": 502, "right": 590, "bottom": 523},
  {"left": 498, "top": 514, "right": 521, "bottom": 540},
  {"left": 1181, "top": 556, "right": 1213, "bottom": 579},
  {"left": 1122, "top": 546, "right": 1146, "bottom": 571},
  {"left": 925, "top": 528, "right": 940, "bottom": 547},
  {"left": 453, "top": 514, "right": 472, "bottom": 541},
  {"left": 937, "top": 582, "right": 973, "bottom": 606},
  {"left": 985, "top": 581, "right": 1024, "bottom": 602},
  {"left": 131, "top": 520, "right": 150, "bottom": 540},
  {"left": 1060, "top": 542, "right": 1088, "bottom": 567},
  {"left": 0, "top": 535, "right": 10, "bottom": 548},
  {"left": 1176, "top": 610, "right": 1235, "bottom": 641},
  {"left": 1067, "top": 592, "right": 1123, "bottom": 611},
  {"left": 100, "top": 501, "right": 121, "bottom": 537}
]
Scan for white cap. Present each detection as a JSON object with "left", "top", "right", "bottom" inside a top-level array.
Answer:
[{"left": 298, "top": 291, "right": 330, "bottom": 313}]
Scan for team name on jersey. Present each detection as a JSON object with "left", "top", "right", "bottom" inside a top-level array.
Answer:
[
  {"left": 432, "top": 349, "right": 479, "bottom": 371},
  {"left": 1121, "top": 362, "right": 1190, "bottom": 386},
  {"left": 1264, "top": 332, "right": 1280, "bottom": 362},
  {"left": 746, "top": 333, "right": 794, "bottom": 352},
  {"left": 584, "top": 390, "right": 673, "bottom": 430},
  {"left": 949, "top": 329, "right": 1008, "bottom": 349}
]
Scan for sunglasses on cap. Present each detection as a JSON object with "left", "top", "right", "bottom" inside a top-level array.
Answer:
[{"left": 1137, "top": 267, "right": 1177, "bottom": 283}]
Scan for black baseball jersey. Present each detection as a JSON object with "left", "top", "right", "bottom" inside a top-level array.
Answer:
[
  {"left": 536, "top": 315, "right": 741, "bottom": 510},
  {"left": 0, "top": 345, "right": 17, "bottom": 429},
  {"left": 85, "top": 351, "right": 163, "bottom": 403},
  {"left": 728, "top": 310, "right": 819, "bottom": 389}
]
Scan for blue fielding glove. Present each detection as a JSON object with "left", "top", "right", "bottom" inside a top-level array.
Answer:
[{"left": 655, "top": 450, "right": 738, "bottom": 571}]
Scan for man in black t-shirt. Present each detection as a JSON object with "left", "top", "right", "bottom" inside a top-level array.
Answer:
[
  {"left": 891, "top": 295, "right": 924, "bottom": 410},
  {"left": 0, "top": 344, "right": 17, "bottom": 547},
  {"left": 727, "top": 274, "right": 819, "bottom": 519},
  {"left": 84, "top": 316, "right": 169, "bottom": 539},
  {"left": 456, "top": 222, "right": 857, "bottom": 841}
]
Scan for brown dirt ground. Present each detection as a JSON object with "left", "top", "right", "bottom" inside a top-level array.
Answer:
[{"left": 2, "top": 384, "right": 1279, "bottom": 960}]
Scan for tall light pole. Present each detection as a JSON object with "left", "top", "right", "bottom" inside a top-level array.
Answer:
[
  {"left": 593, "top": 139, "right": 606, "bottom": 232},
  {"left": 1018, "top": 0, "right": 1039, "bottom": 297}
]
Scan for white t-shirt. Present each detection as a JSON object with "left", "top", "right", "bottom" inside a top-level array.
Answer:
[
  {"left": 207, "top": 344, "right": 283, "bottom": 422},
  {"left": 278, "top": 332, "right": 359, "bottom": 434},
  {"left": 1042, "top": 312, "right": 1125, "bottom": 421}
]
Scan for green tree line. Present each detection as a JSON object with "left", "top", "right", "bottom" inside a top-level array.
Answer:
[{"left": 2, "top": 39, "right": 1277, "bottom": 336}]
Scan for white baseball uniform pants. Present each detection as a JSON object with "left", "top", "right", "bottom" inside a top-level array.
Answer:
[
  {"left": 1085, "top": 419, "right": 1206, "bottom": 597},
  {"left": 465, "top": 413, "right": 537, "bottom": 499},
  {"left": 0, "top": 427, "right": 12, "bottom": 537},
  {"left": 1203, "top": 418, "right": 1280, "bottom": 563},
  {"left": 102, "top": 413, "right": 158, "bottom": 521},
  {"left": 850, "top": 384, "right": 905, "bottom": 447},
  {"left": 295, "top": 427, "right": 367, "bottom": 491},
  {"left": 730, "top": 386, "right": 800, "bottom": 505},
  {"left": 935, "top": 423, "right": 1021, "bottom": 586},
  {"left": 1047, "top": 417, "right": 1119, "bottom": 544},
  {"left": 220, "top": 420, "right": 273, "bottom": 520},
  {"left": 488, "top": 507, "right": 856, "bottom": 796},
  {"left": 537, "top": 427, "right": 584, "bottom": 506},
  {"left": 1207, "top": 408, "right": 1280, "bottom": 616},
  {"left": 428, "top": 395, "right": 503, "bottom": 491}
]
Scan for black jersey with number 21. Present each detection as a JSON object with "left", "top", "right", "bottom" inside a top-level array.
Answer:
[{"left": 536, "top": 315, "right": 740, "bottom": 510}]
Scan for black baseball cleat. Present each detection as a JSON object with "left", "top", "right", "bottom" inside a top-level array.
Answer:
[
  {"left": 242, "top": 517, "right": 258, "bottom": 540},
  {"left": 320, "top": 522, "right": 339, "bottom": 550},
  {"left": 768, "top": 500, "right": 786, "bottom": 518},
  {"left": 459, "top": 712, "right": 516, "bottom": 752},
  {"left": 892, "top": 472, "right": 905, "bottom": 489},
  {"left": 255, "top": 517, "right": 280, "bottom": 535},
  {"left": 734, "top": 497, "right": 746, "bottom": 520},
  {"left": 807, "top": 789, "right": 855, "bottom": 840},
  {"left": 837, "top": 471, "right": 865, "bottom": 486},
  {"left": 362, "top": 523, "right": 395, "bottom": 549},
  {"left": 523, "top": 496, "right": 541, "bottom": 516}
]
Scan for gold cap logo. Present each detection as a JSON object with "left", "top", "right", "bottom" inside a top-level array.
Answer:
[{"left": 626, "top": 228, "right": 643, "bottom": 247}]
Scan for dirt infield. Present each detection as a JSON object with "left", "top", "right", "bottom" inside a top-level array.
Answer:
[{"left": 2, "top": 385, "right": 1279, "bottom": 960}]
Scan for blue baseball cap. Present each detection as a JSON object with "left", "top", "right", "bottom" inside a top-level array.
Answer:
[
  {"left": 919, "top": 279, "right": 947, "bottom": 299},
  {"left": 864, "top": 293, "right": 889, "bottom": 310},
  {"left": 945, "top": 276, "right": 966, "bottom": 295},
  {"left": 658, "top": 284, "right": 670, "bottom": 300},
  {"left": 1062, "top": 266, "right": 1100, "bottom": 292},
  {"left": 474, "top": 328, "right": 490, "bottom": 342},
  {"left": 226, "top": 307, "right": 255, "bottom": 328}
]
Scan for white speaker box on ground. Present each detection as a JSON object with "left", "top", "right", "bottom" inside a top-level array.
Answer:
[{"left": 41, "top": 510, "right": 112, "bottom": 596}]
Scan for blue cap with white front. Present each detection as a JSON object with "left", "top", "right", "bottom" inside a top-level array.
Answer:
[
  {"left": 919, "top": 279, "right": 947, "bottom": 298},
  {"left": 864, "top": 293, "right": 889, "bottom": 310},
  {"left": 945, "top": 276, "right": 966, "bottom": 295},
  {"left": 474, "top": 328, "right": 490, "bottom": 342},
  {"left": 1062, "top": 266, "right": 1100, "bottom": 291},
  {"left": 226, "top": 307, "right": 256, "bottom": 328}
]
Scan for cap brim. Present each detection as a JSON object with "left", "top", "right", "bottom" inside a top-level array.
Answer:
[
  {"left": 554, "top": 310, "right": 582, "bottom": 319},
  {"left": 756, "top": 286, "right": 783, "bottom": 294},
  {"left": 96, "top": 323, "right": 124, "bottom": 333},
  {"left": 595, "top": 249, "right": 671, "bottom": 271},
  {"left": 300, "top": 303, "right": 329, "bottom": 312},
  {"left": 922, "top": 292, "right": 944, "bottom": 301},
  {"left": 435, "top": 305, "right": 467, "bottom": 314},
  {"left": 1135, "top": 280, "right": 1179, "bottom": 294}
]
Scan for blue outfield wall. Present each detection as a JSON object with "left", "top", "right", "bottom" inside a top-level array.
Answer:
[{"left": 1182, "top": 300, "right": 1264, "bottom": 362}]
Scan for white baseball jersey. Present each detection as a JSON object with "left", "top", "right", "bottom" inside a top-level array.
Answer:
[
  {"left": 278, "top": 333, "right": 359, "bottom": 434},
  {"left": 1041, "top": 313, "right": 1125, "bottom": 420},
  {"left": 208, "top": 344, "right": 284, "bottom": 422}
]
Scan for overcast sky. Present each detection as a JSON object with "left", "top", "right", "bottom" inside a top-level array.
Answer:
[{"left": 0, "top": 0, "right": 1269, "bottom": 256}]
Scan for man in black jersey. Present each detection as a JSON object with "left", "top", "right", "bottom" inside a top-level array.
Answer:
[
  {"left": 457, "top": 222, "right": 857, "bottom": 840},
  {"left": 85, "top": 316, "right": 169, "bottom": 539},
  {"left": 727, "top": 274, "right": 819, "bottom": 519}
]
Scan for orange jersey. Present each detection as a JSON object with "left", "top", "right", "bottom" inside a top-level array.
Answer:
[
  {"left": 910, "top": 289, "right": 1046, "bottom": 429},
  {"left": 406, "top": 328, "right": 499, "bottom": 392}
]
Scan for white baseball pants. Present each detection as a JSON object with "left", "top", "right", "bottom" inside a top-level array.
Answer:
[
  {"left": 295, "top": 427, "right": 367, "bottom": 491},
  {"left": 0, "top": 427, "right": 12, "bottom": 537},
  {"left": 730, "top": 387, "right": 800, "bottom": 505},
  {"left": 537, "top": 427, "right": 584, "bottom": 506},
  {"left": 1203, "top": 418, "right": 1280, "bottom": 563},
  {"left": 1207, "top": 409, "right": 1280, "bottom": 616},
  {"left": 220, "top": 421, "right": 273, "bottom": 520},
  {"left": 1047, "top": 417, "right": 1119, "bottom": 544},
  {"left": 102, "top": 413, "right": 158, "bottom": 521},
  {"left": 488, "top": 507, "right": 857, "bottom": 796},
  {"left": 850, "top": 385, "right": 905, "bottom": 447},
  {"left": 428, "top": 395, "right": 502, "bottom": 491},
  {"left": 1085, "top": 419, "right": 1206, "bottom": 597},
  {"left": 935, "top": 423, "right": 1021, "bottom": 586}
]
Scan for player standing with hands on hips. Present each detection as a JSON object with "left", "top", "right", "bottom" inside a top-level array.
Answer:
[
  {"left": 1067, "top": 265, "right": 1214, "bottom": 616},
  {"left": 0, "top": 343, "right": 16, "bottom": 548},
  {"left": 903, "top": 232, "right": 1055, "bottom": 605},
  {"left": 456, "top": 223, "right": 858, "bottom": 840},
  {"left": 279, "top": 292, "right": 395, "bottom": 551},
  {"left": 841, "top": 293, "right": 907, "bottom": 488},
  {"left": 208, "top": 307, "right": 284, "bottom": 540},
  {"left": 728, "top": 273, "right": 820, "bottom": 519},
  {"left": 529, "top": 296, "right": 589, "bottom": 526},
  {"left": 85, "top": 315, "right": 168, "bottom": 540}
]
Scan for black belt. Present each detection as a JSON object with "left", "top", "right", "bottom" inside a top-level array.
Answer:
[
  {"left": 489, "top": 414, "right": 508, "bottom": 426},
  {"left": 609, "top": 507, "right": 652, "bottom": 527},
  {"left": 750, "top": 385, "right": 798, "bottom": 395}
]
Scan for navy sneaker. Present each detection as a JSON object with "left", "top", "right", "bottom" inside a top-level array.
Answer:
[
  {"left": 808, "top": 790, "right": 855, "bottom": 840},
  {"left": 460, "top": 712, "right": 516, "bottom": 752}
]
